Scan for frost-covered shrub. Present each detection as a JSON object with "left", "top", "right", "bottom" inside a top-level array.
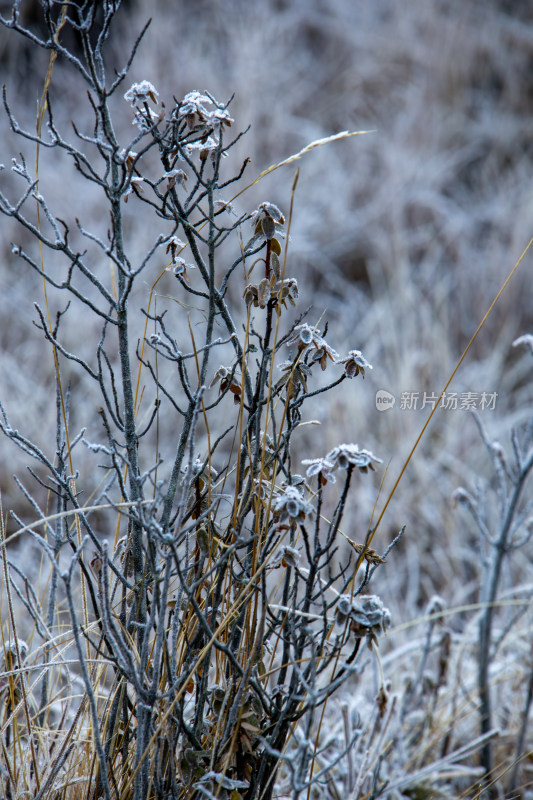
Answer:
[{"left": 0, "top": 4, "right": 394, "bottom": 799}]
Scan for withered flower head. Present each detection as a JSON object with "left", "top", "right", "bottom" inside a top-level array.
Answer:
[
  {"left": 272, "top": 485, "right": 313, "bottom": 524},
  {"left": 326, "top": 443, "right": 382, "bottom": 473},
  {"left": 338, "top": 349, "right": 373, "bottom": 379},
  {"left": 301, "top": 456, "right": 336, "bottom": 485},
  {"left": 335, "top": 594, "right": 391, "bottom": 641}
]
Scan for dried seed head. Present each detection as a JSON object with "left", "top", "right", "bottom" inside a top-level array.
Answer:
[
  {"left": 326, "top": 443, "right": 382, "bottom": 473},
  {"left": 271, "top": 545, "right": 301, "bottom": 569},
  {"left": 124, "top": 80, "right": 159, "bottom": 108},
  {"left": 302, "top": 456, "right": 336, "bottom": 485},
  {"left": 336, "top": 594, "right": 391, "bottom": 640},
  {"left": 426, "top": 594, "right": 445, "bottom": 617},
  {"left": 338, "top": 349, "right": 373, "bottom": 379},
  {"left": 272, "top": 485, "right": 314, "bottom": 524},
  {"left": 177, "top": 90, "right": 233, "bottom": 133}
]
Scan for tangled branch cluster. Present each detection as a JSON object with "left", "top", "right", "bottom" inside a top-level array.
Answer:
[{"left": 0, "top": 3, "right": 397, "bottom": 799}]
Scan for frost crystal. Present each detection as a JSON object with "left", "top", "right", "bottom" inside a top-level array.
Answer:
[
  {"left": 177, "top": 90, "right": 233, "bottom": 134},
  {"left": 304, "top": 445, "right": 381, "bottom": 483},
  {"left": 246, "top": 202, "right": 286, "bottom": 247},
  {"left": 214, "top": 199, "right": 235, "bottom": 215},
  {"left": 271, "top": 545, "right": 301, "bottom": 568},
  {"left": 164, "top": 237, "right": 194, "bottom": 277},
  {"left": 288, "top": 323, "right": 318, "bottom": 347},
  {"left": 513, "top": 334, "right": 533, "bottom": 356},
  {"left": 166, "top": 235, "right": 187, "bottom": 252},
  {"left": 183, "top": 136, "right": 226, "bottom": 164},
  {"left": 163, "top": 168, "right": 187, "bottom": 189},
  {"left": 124, "top": 80, "right": 159, "bottom": 108},
  {"left": 132, "top": 107, "right": 159, "bottom": 133},
  {"left": 166, "top": 257, "right": 195, "bottom": 277},
  {"left": 272, "top": 485, "right": 313, "bottom": 524},
  {"left": 123, "top": 175, "right": 146, "bottom": 201},
  {"left": 338, "top": 349, "right": 373, "bottom": 379},
  {"left": 250, "top": 202, "right": 285, "bottom": 229},
  {"left": 285, "top": 324, "right": 339, "bottom": 369},
  {"left": 301, "top": 456, "right": 336, "bottom": 485},
  {"left": 118, "top": 148, "right": 137, "bottom": 164},
  {"left": 326, "top": 443, "right": 382, "bottom": 473},
  {"left": 335, "top": 594, "right": 391, "bottom": 641}
]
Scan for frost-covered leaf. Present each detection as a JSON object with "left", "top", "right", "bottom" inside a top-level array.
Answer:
[
  {"left": 261, "top": 215, "right": 276, "bottom": 240},
  {"left": 271, "top": 251, "right": 281, "bottom": 279}
]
